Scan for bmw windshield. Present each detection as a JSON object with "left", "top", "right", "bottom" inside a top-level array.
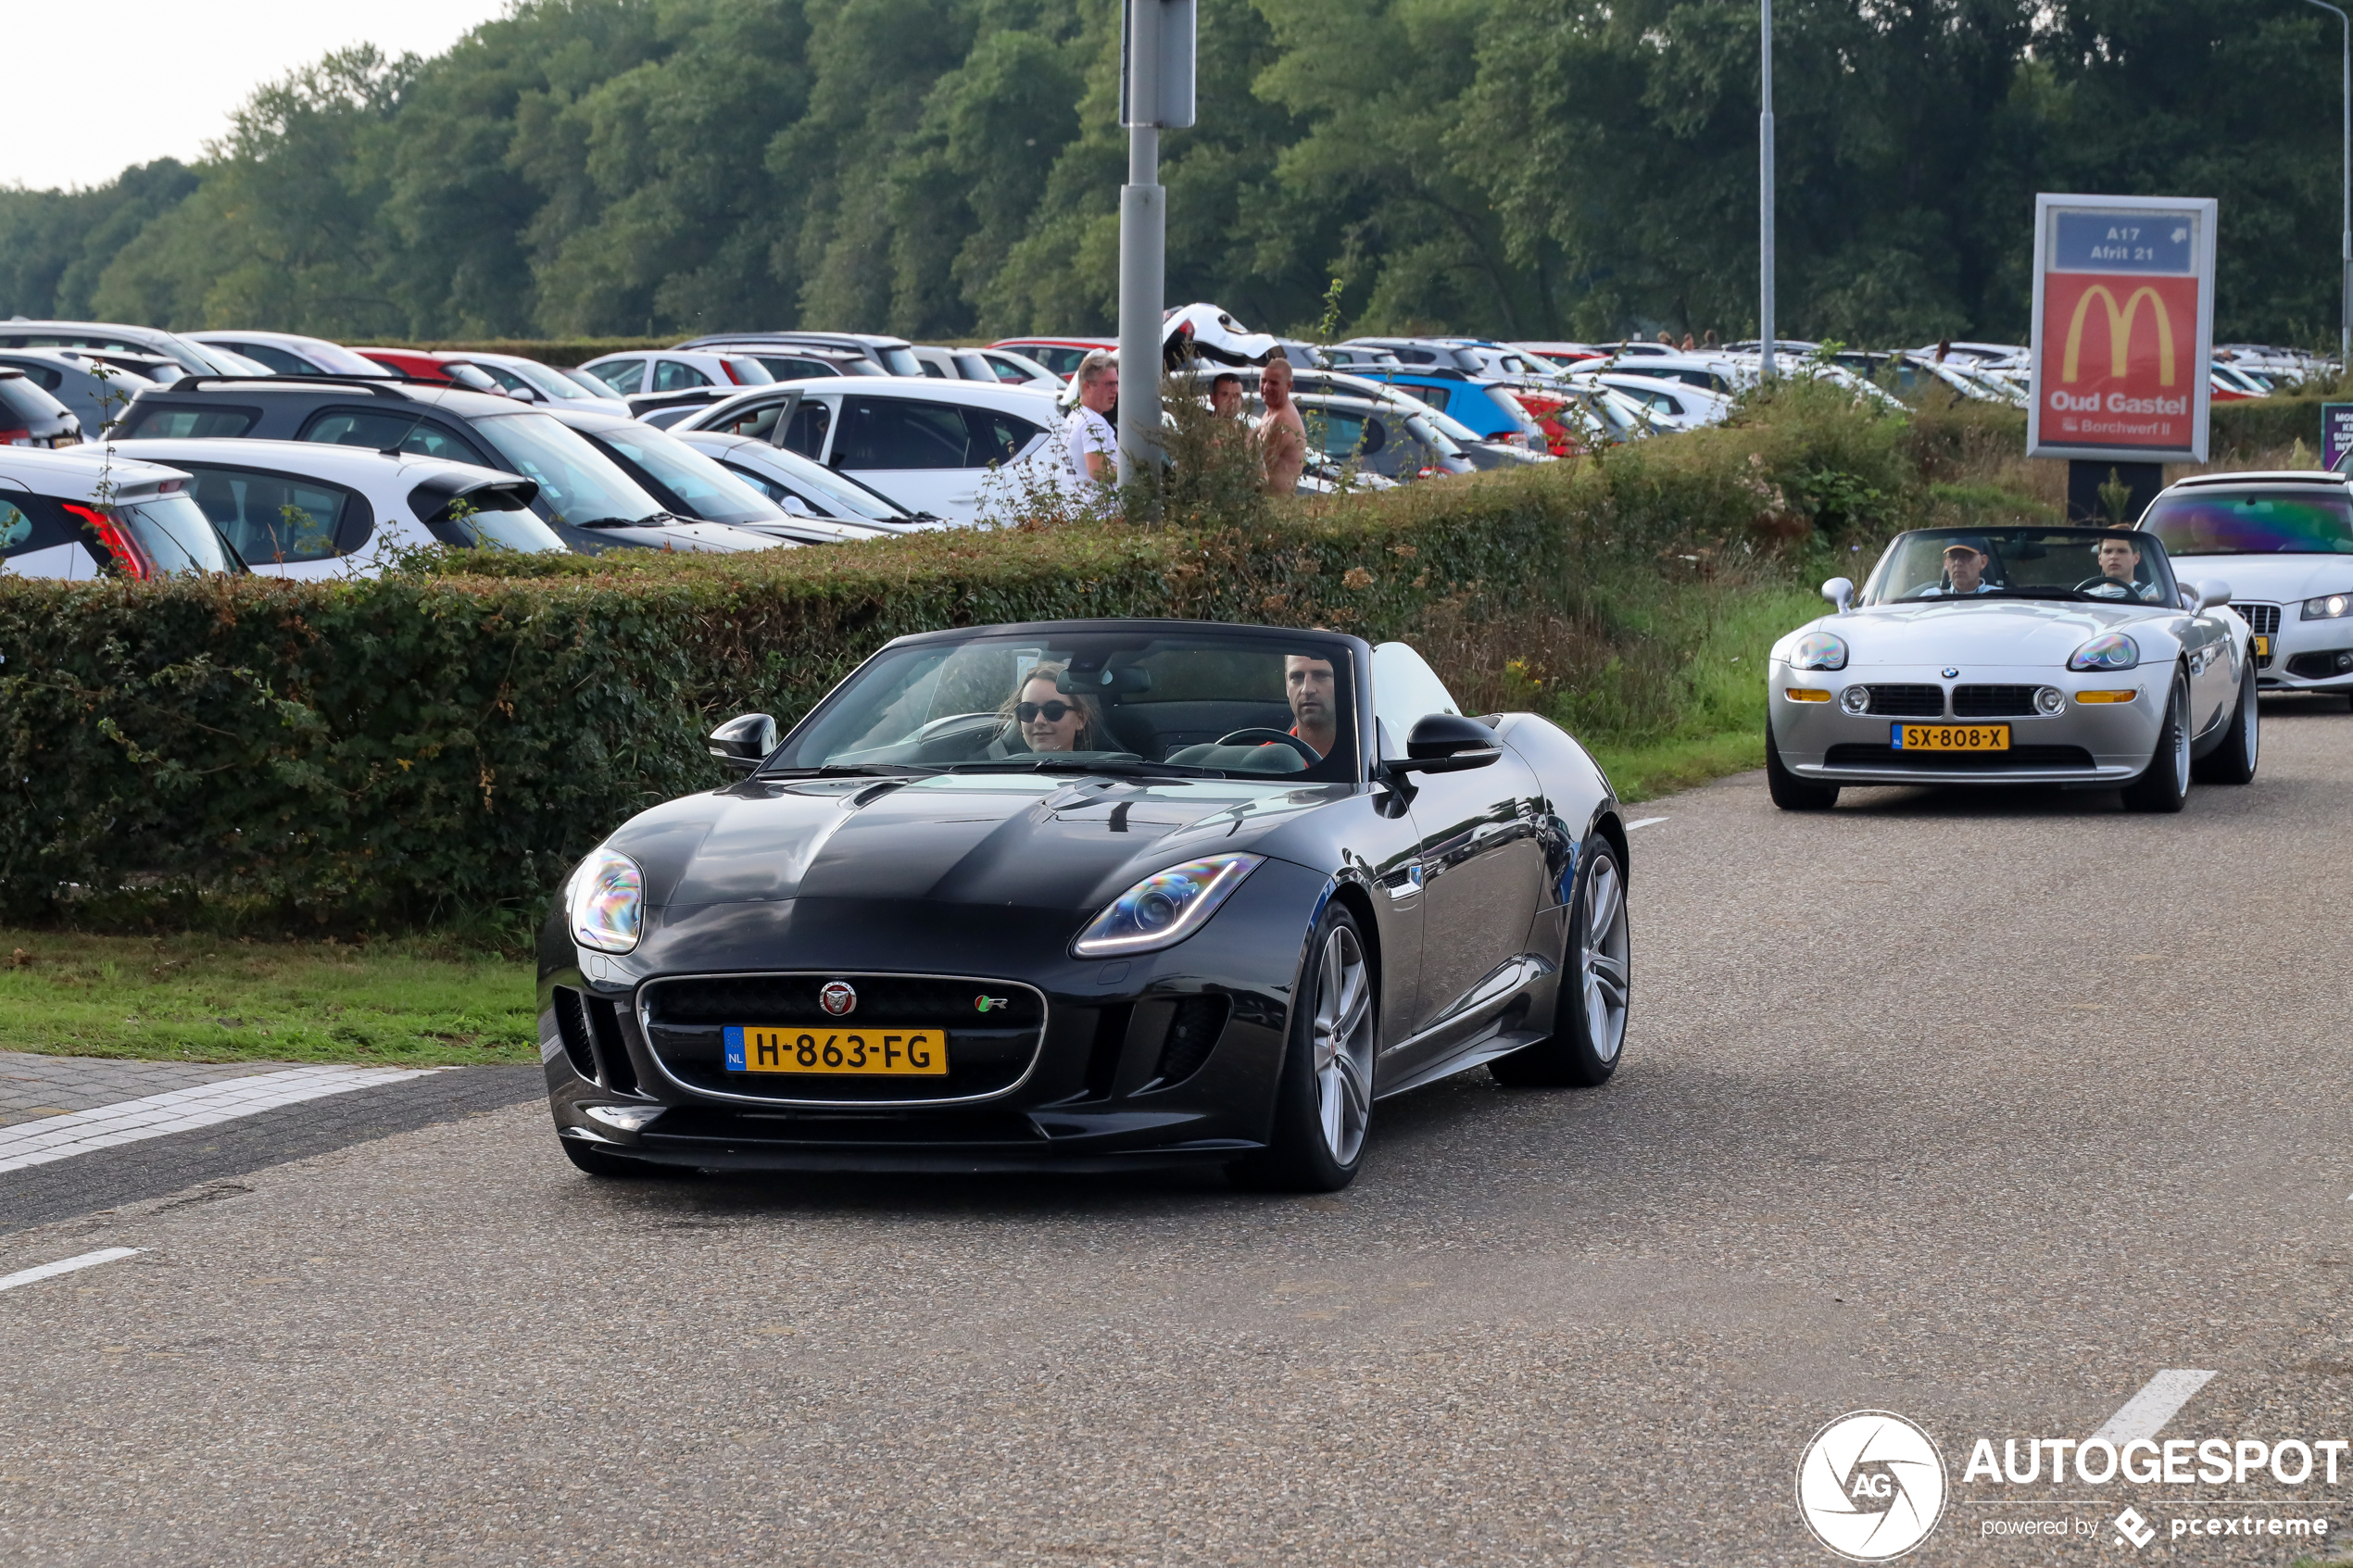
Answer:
[
  {"left": 2140, "top": 487, "right": 2353, "bottom": 556},
  {"left": 767, "top": 629, "right": 1362, "bottom": 783},
  {"left": 1859, "top": 527, "right": 2181, "bottom": 607}
]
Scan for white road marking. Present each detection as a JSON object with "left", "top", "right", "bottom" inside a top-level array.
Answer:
[
  {"left": 0, "top": 1066, "right": 444, "bottom": 1175},
  {"left": 1625, "top": 817, "right": 1669, "bottom": 831},
  {"left": 2087, "top": 1369, "right": 2219, "bottom": 1444},
  {"left": 0, "top": 1247, "right": 143, "bottom": 1294}
]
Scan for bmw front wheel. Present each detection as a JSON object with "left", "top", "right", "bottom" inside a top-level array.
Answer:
[{"left": 2120, "top": 668, "right": 2192, "bottom": 813}]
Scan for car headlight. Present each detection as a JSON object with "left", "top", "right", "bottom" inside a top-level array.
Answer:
[
  {"left": 2034, "top": 685, "right": 2065, "bottom": 715},
  {"left": 1073, "top": 853, "right": 1264, "bottom": 957},
  {"left": 2303, "top": 592, "right": 2353, "bottom": 620},
  {"left": 567, "top": 847, "right": 645, "bottom": 954},
  {"left": 1838, "top": 685, "right": 1871, "bottom": 714},
  {"left": 2067, "top": 632, "right": 2140, "bottom": 671},
  {"left": 1790, "top": 631, "right": 1848, "bottom": 671}
]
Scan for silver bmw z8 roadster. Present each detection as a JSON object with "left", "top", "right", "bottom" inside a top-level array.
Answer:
[{"left": 1766, "top": 525, "right": 2259, "bottom": 811}]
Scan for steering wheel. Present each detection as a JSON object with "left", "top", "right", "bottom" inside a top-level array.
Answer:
[
  {"left": 2073, "top": 576, "right": 2139, "bottom": 598},
  {"left": 1215, "top": 727, "right": 1319, "bottom": 762}
]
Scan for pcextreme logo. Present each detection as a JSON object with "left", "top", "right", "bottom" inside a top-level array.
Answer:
[{"left": 1796, "top": 1411, "right": 1949, "bottom": 1561}]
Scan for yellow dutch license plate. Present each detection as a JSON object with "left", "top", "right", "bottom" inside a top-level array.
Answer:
[
  {"left": 2255, "top": 634, "right": 2271, "bottom": 658},
  {"left": 1892, "top": 722, "right": 2009, "bottom": 752},
  {"left": 724, "top": 1026, "right": 948, "bottom": 1076}
]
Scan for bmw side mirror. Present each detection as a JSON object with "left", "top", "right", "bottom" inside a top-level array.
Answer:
[
  {"left": 1822, "top": 576, "right": 1855, "bottom": 612},
  {"left": 1388, "top": 712, "right": 1503, "bottom": 775},
  {"left": 708, "top": 712, "right": 778, "bottom": 774},
  {"left": 2193, "top": 580, "right": 2232, "bottom": 613}
]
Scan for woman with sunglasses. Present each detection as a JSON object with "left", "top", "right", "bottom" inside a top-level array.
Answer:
[{"left": 997, "top": 663, "right": 1108, "bottom": 753}]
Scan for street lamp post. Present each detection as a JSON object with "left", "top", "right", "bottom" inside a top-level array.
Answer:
[
  {"left": 1759, "top": 0, "right": 1777, "bottom": 382},
  {"left": 2306, "top": 0, "right": 2351, "bottom": 368}
]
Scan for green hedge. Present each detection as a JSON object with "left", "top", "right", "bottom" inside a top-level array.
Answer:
[{"left": 0, "top": 391, "right": 1909, "bottom": 927}]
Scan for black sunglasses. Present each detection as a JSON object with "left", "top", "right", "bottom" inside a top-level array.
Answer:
[{"left": 1015, "top": 701, "right": 1076, "bottom": 723}]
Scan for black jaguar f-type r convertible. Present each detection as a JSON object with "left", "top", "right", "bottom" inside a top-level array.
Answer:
[{"left": 539, "top": 619, "right": 1631, "bottom": 1190}]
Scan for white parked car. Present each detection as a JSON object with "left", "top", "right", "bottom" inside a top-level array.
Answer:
[
  {"left": 185, "top": 331, "right": 392, "bottom": 379},
  {"left": 2145, "top": 470, "right": 2353, "bottom": 696},
  {"left": 1574, "top": 371, "right": 1732, "bottom": 431},
  {"left": 576, "top": 349, "right": 777, "bottom": 406},
  {"left": 106, "top": 438, "right": 565, "bottom": 578},
  {"left": 0, "top": 320, "right": 267, "bottom": 378},
  {"left": 670, "top": 428, "right": 922, "bottom": 538},
  {"left": 0, "top": 446, "right": 235, "bottom": 580},
  {"left": 445, "top": 351, "right": 622, "bottom": 407},
  {"left": 675, "top": 379, "right": 1063, "bottom": 525}
]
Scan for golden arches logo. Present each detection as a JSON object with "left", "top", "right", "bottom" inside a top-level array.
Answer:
[{"left": 2061, "top": 285, "right": 2176, "bottom": 386}]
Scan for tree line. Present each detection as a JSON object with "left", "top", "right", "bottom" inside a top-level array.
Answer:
[{"left": 0, "top": 0, "right": 2340, "bottom": 347}]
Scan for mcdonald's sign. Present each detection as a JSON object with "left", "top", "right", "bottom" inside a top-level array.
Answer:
[{"left": 2028, "top": 194, "right": 2216, "bottom": 464}]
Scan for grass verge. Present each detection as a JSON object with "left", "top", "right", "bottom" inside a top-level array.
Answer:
[{"left": 0, "top": 929, "right": 536, "bottom": 1066}]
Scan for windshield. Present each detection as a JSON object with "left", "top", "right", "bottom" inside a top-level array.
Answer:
[
  {"left": 875, "top": 345, "right": 924, "bottom": 378},
  {"left": 1860, "top": 527, "right": 2180, "bottom": 606},
  {"left": 472, "top": 412, "right": 666, "bottom": 526},
  {"left": 770, "top": 629, "right": 1361, "bottom": 781},
  {"left": 590, "top": 423, "right": 783, "bottom": 526},
  {"left": 426, "top": 494, "right": 568, "bottom": 553},
  {"left": 2140, "top": 488, "right": 2353, "bottom": 557}
]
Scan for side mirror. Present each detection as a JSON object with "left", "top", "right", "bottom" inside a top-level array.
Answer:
[
  {"left": 708, "top": 712, "right": 778, "bottom": 774},
  {"left": 2193, "top": 580, "right": 2233, "bottom": 613},
  {"left": 1821, "top": 576, "right": 1855, "bottom": 611},
  {"left": 778, "top": 494, "right": 812, "bottom": 516},
  {"left": 1388, "top": 712, "right": 1503, "bottom": 775}
]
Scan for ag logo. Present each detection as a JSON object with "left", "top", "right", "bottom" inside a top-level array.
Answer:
[{"left": 1795, "top": 1410, "right": 1948, "bottom": 1561}]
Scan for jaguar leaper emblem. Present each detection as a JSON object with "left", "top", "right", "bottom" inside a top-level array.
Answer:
[{"left": 819, "top": 981, "right": 857, "bottom": 1016}]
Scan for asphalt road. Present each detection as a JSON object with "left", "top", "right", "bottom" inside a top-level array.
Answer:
[{"left": 5, "top": 700, "right": 2351, "bottom": 1567}]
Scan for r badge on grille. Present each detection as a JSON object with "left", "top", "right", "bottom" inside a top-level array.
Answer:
[{"left": 819, "top": 980, "right": 857, "bottom": 1016}]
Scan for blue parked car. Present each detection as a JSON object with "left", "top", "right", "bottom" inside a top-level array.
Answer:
[{"left": 1335, "top": 368, "right": 1545, "bottom": 453}]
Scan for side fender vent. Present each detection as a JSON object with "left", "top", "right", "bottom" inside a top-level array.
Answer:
[
  {"left": 585, "top": 995, "right": 640, "bottom": 1096},
  {"left": 1153, "top": 996, "right": 1230, "bottom": 1087},
  {"left": 551, "top": 987, "right": 598, "bottom": 1081}
]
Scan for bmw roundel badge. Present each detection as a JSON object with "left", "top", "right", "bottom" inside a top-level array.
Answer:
[
  {"left": 1942, "top": 667, "right": 1960, "bottom": 679},
  {"left": 819, "top": 980, "right": 857, "bottom": 1016}
]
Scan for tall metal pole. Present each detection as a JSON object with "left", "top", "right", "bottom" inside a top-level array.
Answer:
[
  {"left": 1758, "top": 0, "right": 1776, "bottom": 382},
  {"left": 1115, "top": 0, "right": 1166, "bottom": 486}
]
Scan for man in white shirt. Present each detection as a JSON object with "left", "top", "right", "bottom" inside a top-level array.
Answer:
[{"left": 1063, "top": 350, "right": 1118, "bottom": 487}]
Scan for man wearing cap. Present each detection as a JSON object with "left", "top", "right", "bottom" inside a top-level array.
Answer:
[{"left": 1923, "top": 538, "right": 1999, "bottom": 596}]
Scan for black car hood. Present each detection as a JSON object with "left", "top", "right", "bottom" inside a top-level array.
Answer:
[{"left": 608, "top": 773, "right": 1343, "bottom": 916}]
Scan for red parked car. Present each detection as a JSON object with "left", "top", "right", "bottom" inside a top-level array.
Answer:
[{"left": 351, "top": 347, "right": 511, "bottom": 396}]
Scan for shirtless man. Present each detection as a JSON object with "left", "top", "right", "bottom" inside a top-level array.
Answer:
[{"left": 1256, "top": 357, "right": 1307, "bottom": 495}]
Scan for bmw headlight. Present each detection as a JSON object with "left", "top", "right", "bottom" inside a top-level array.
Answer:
[
  {"left": 1790, "top": 631, "right": 1848, "bottom": 671},
  {"left": 2303, "top": 592, "right": 2353, "bottom": 620},
  {"left": 2067, "top": 632, "right": 2140, "bottom": 671},
  {"left": 1073, "top": 854, "right": 1264, "bottom": 957},
  {"left": 567, "top": 847, "right": 645, "bottom": 954}
]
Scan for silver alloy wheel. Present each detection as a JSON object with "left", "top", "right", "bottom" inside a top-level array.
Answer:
[
  {"left": 2169, "top": 676, "right": 2192, "bottom": 794},
  {"left": 1311, "top": 923, "right": 1374, "bottom": 1165},
  {"left": 1579, "top": 856, "right": 1630, "bottom": 1062}
]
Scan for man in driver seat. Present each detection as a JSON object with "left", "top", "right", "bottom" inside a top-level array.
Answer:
[
  {"left": 1282, "top": 654, "right": 1338, "bottom": 759},
  {"left": 1924, "top": 537, "right": 1998, "bottom": 596},
  {"left": 2089, "top": 535, "right": 2156, "bottom": 600}
]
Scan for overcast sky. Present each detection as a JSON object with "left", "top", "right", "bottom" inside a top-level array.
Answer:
[{"left": 4, "top": 1, "right": 514, "bottom": 192}]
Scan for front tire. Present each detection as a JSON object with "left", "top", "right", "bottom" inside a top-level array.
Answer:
[
  {"left": 1491, "top": 842, "right": 1630, "bottom": 1087},
  {"left": 1766, "top": 721, "right": 1839, "bottom": 810},
  {"left": 1236, "top": 904, "right": 1375, "bottom": 1192},
  {"left": 2192, "top": 662, "right": 2259, "bottom": 784},
  {"left": 2121, "top": 669, "right": 2192, "bottom": 813}
]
